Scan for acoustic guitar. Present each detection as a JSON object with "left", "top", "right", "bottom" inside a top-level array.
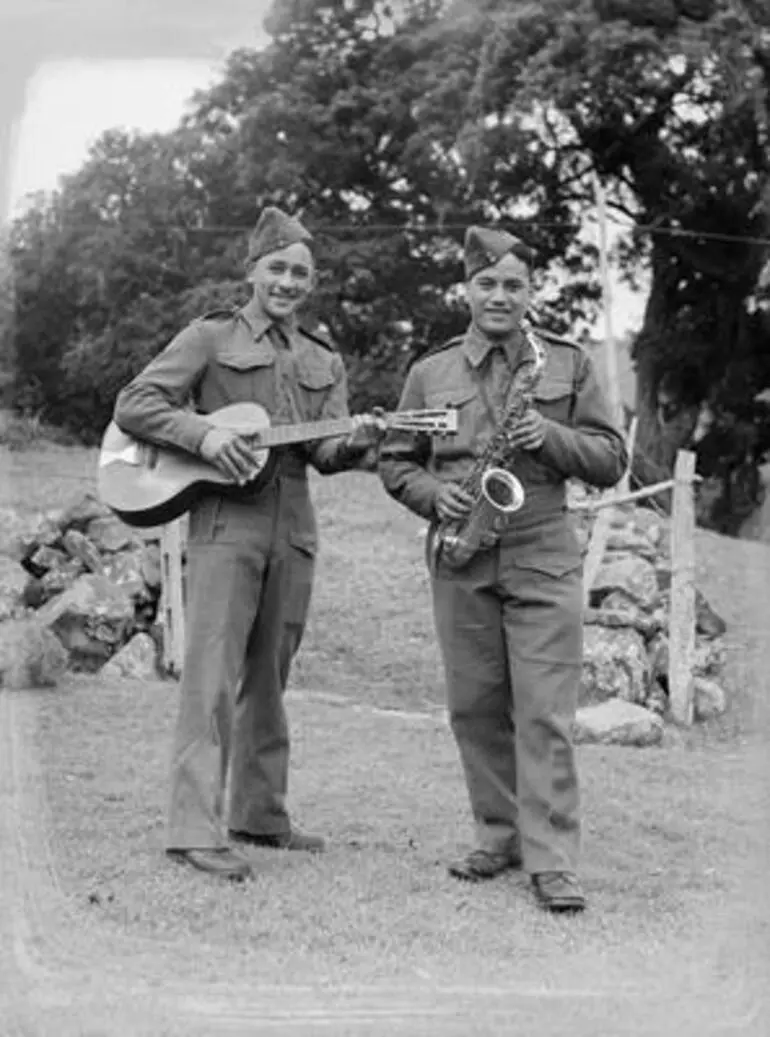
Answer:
[{"left": 97, "top": 401, "right": 457, "bottom": 528}]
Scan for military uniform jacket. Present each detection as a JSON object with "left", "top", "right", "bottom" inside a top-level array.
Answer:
[
  {"left": 114, "top": 304, "right": 356, "bottom": 470},
  {"left": 113, "top": 303, "right": 359, "bottom": 554},
  {"left": 378, "top": 323, "right": 628, "bottom": 524}
]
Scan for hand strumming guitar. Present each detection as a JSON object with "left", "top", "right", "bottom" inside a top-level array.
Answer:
[{"left": 200, "top": 428, "right": 260, "bottom": 485}]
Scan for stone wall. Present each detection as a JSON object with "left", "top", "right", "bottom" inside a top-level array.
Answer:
[
  {"left": 0, "top": 493, "right": 163, "bottom": 686},
  {"left": 570, "top": 487, "right": 728, "bottom": 745}
]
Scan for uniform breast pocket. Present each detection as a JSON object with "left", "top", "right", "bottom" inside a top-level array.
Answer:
[
  {"left": 424, "top": 385, "right": 478, "bottom": 454},
  {"left": 534, "top": 379, "right": 575, "bottom": 426},
  {"left": 296, "top": 368, "right": 336, "bottom": 421},
  {"left": 216, "top": 352, "right": 275, "bottom": 407}
]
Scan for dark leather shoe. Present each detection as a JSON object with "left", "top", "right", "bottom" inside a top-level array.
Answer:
[
  {"left": 166, "top": 847, "right": 252, "bottom": 881},
  {"left": 532, "top": 871, "right": 586, "bottom": 912},
  {"left": 448, "top": 846, "right": 522, "bottom": 882},
  {"left": 229, "top": 828, "right": 326, "bottom": 853}
]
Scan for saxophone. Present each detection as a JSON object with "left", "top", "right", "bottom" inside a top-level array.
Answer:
[{"left": 431, "top": 317, "right": 548, "bottom": 571}]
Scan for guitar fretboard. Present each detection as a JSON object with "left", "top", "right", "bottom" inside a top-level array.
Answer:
[
  {"left": 248, "top": 417, "right": 356, "bottom": 447},
  {"left": 240, "top": 411, "right": 444, "bottom": 447}
]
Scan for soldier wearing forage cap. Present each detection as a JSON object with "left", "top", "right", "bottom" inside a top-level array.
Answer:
[
  {"left": 378, "top": 225, "right": 627, "bottom": 912},
  {"left": 114, "top": 206, "right": 385, "bottom": 881}
]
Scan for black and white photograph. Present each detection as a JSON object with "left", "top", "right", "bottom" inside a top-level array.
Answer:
[{"left": 1, "top": 1, "right": 768, "bottom": 1034}]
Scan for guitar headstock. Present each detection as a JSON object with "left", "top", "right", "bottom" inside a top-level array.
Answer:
[{"left": 387, "top": 409, "right": 459, "bottom": 437}]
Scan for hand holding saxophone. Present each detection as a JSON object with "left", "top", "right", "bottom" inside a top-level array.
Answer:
[
  {"left": 506, "top": 409, "right": 546, "bottom": 452},
  {"left": 435, "top": 483, "right": 475, "bottom": 522}
]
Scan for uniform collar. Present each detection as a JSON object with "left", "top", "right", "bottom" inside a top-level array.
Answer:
[
  {"left": 239, "top": 301, "right": 297, "bottom": 347},
  {"left": 461, "top": 322, "right": 526, "bottom": 368}
]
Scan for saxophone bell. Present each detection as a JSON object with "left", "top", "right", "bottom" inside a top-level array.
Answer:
[
  {"left": 480, "top": 466, "right": 525, "bottom": 514},
  {"left": 437, "top": 467, "right": 525, "bottom": 571}
]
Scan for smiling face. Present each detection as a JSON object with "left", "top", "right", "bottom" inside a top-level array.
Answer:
[
  {"left": 466, "top": 252, "right": 531, "bottom": 338},
  {"left": 246, "top": 241, "right": 315, "bottom": 322}
]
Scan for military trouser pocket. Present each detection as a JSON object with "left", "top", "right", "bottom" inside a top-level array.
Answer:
[
  {"left": 187, "top": 494, "right": 225, "bottom": 544},
  {"left": 511, "top": 555, "right": 583, "bottom": 579},
  {"left": 188, "top": 494, "right": 277, "bottom": 546},
  {"left": 288, "top": 529, "right": 317, "bottom": 559},
  {"left": 503, "top": 513, "right": 583, "bottom": 578},
  {"left": 285, "top": 532, "right": 317, "bottom": 627}
]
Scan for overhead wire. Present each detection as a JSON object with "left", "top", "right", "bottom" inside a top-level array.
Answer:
[{"left": 174, "top": 221, "right": 770, "bottom": 248}]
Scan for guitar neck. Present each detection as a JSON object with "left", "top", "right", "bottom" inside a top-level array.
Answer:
[{"left": 252, "top": 417, "right": 356, "bottom": 448}]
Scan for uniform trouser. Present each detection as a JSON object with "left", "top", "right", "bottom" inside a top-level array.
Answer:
[
  {"left": 429, "top": 516, "right": 584, "bottom": 875},
  {"left": 166, "top": 483, "right": 315, "bottom": 851}
]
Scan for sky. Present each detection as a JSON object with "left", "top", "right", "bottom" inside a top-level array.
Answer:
[
  {"left": 7, "top": 57, "right": 647, "bottom": 380},
  {"left": 9, "top": 59, "right": 221, "bottom": 214}
]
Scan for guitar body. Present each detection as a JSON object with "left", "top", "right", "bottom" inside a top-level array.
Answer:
[{"left": 98, "top": 403, "right": 275, "bottom": 528}]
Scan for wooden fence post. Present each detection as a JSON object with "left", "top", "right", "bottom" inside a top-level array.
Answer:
[
  {"left": 160, "top": 516, "right": 187, "bottom": 678},
  {"left": 668, "top": 449, "right": 697, "bottom": 725}
]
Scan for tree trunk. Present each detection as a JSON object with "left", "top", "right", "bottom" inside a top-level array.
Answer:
[
  {"left": 632, "top": 335, "right": 668, "bottom": 484},
  {"left": 631, "top": 255, "right": 704, "bottom": 509},
  {"left": 632, "top": 244, "right": 767, "bottom": 531},
  {"left": 632, "top": 259, "right": 674, "bottom": 485}
]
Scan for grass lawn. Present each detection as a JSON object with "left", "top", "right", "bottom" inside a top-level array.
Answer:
[
  {"left": 35, "top": 670, "right": 764, "bottom": 990},
  {"left": 4, "top": 437, "right": 769, "bottom": 1002}
]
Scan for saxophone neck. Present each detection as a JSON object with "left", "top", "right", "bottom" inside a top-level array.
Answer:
[{"left": 520, "top": 316, "right": 547, "bottom": 374}]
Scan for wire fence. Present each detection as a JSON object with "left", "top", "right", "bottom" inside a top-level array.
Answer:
[{"left": 64, "top": 219, "right": 769, "bottom": 249}]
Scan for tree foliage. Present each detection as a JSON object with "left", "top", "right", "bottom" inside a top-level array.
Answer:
[
  {"left": 7, "top": 0, "right": 770, "bottom": 530},
  {"left": 420, "top": 0, "right": 770, "bottom": 504}
]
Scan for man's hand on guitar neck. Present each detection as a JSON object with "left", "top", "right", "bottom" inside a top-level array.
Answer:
[
  {"left": 200, "top": 428, "right": 260, "bottom": 485},
  {"left": 344, "top": 410, "right": 388, "bottom": 452}
]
